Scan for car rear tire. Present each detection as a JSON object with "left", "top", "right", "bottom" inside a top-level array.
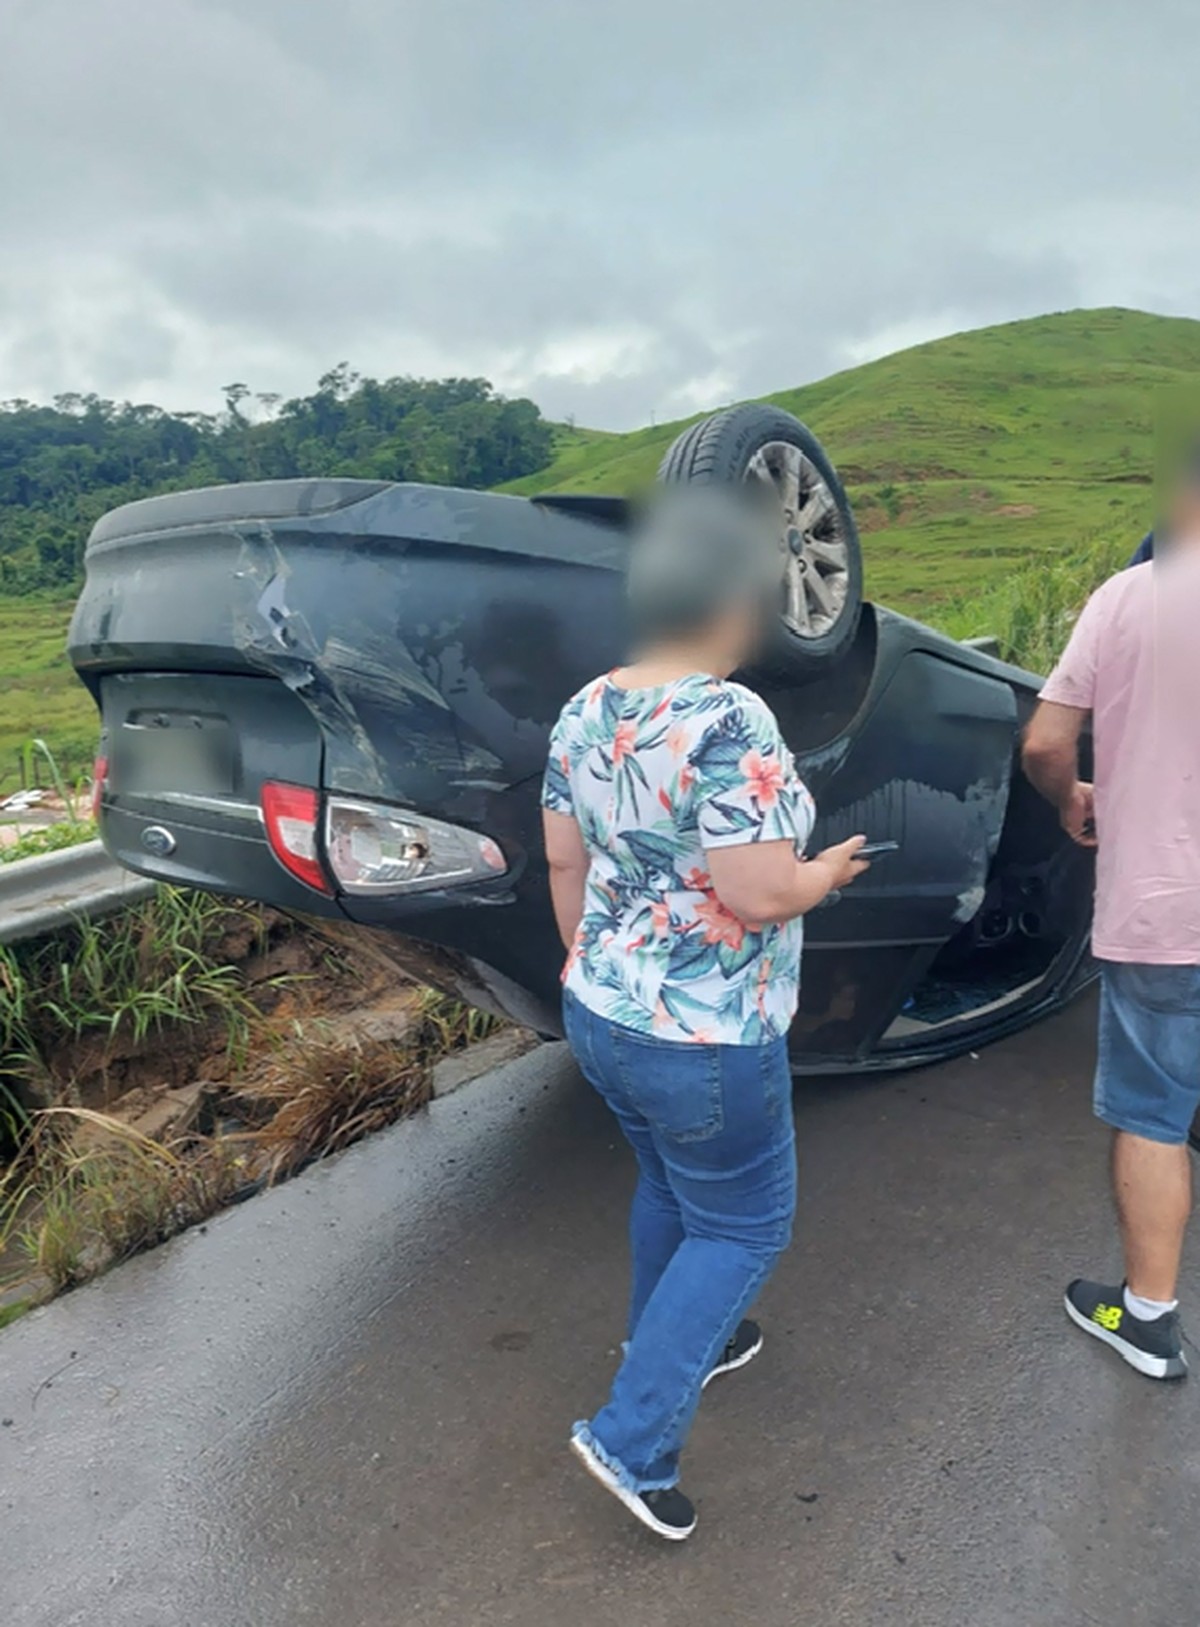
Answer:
[{"left": 657, "top": 403, "right": 863, "bottom": 679}]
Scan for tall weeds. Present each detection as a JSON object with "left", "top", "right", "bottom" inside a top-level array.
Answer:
[
  {"left": 232, "top": 992, "right": 501, "bottom": 1187},
  {"left": 0, "top": 887, "right": 272, "bottom": 1098},
  {"left": 19, "top": 737, "right": 87, "bottom": 825},
  {"left": 940, "top": 528, "right": 1129, "bottom": 674},
  {"left": 0, "top": 737, "right": 95, "bottom": 862},
  {"left": 0, "top": 1107, "right": 245, "bottom": 1292}
]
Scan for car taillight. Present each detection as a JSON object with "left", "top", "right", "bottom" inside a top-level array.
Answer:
[
  {"left": 91, "top": 755, "right": 109, "bottom": 821},
  {"left": 325, "top": 797, "right": 508, "bottom": 895},
  {"left": 261, "top": 782, "right": 331, "bottom": 894}
]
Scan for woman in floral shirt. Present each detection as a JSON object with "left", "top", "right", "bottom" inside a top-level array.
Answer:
[{"left": 542, "top": 487, "right": 869, "bottom": 1540}]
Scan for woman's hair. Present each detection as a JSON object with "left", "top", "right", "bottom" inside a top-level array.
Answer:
[{"left": 625, "top": 484, "right": 783, "bottom": 642}]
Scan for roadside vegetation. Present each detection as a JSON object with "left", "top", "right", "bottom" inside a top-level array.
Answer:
[
  {"left": 0, "top": 820, "right": 96, "bottom": 863},
  {"left": 941, "top": 525, "right": 1128, "bottom": 673},
  {"left": 0, "top": 736, "right": 95, "bottom": 858},
  {"left": 0, "top": 889, "right": 503, "bottom": 1318}
]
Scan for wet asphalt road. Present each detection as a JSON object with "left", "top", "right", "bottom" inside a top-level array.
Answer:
[{"left": 4, "top": 989, "right": 1199, "bottom": 1627}]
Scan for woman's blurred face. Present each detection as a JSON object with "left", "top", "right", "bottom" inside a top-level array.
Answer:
[{"left": 626, "top": 486, "right": 783, "bottom": 667}]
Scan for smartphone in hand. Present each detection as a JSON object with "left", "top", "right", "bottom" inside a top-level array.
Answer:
[{"left": 815, "top": 839, "right": 898, "bottom": 907}]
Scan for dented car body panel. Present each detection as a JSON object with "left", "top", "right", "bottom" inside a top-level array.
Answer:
[{"left": 69, "top": 478, "right": 1096, "bottom": 1073}]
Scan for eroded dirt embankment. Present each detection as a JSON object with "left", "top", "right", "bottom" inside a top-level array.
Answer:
[{"left": 1, "top": 901, "right": 524, "bottom": 1311}]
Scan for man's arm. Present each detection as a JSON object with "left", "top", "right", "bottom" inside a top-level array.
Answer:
[
  {"left": 1025, "top": 575, "right": 1109, "bottom": 847},
  {"left": 543, "top": 809, "right": 590, "bottom": 948},
  {"left": 1021, "top": 701, "right": 1097, "bottom": 847}
]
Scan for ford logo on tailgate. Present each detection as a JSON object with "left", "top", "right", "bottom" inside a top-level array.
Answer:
[{"left": 140, "top": 825, "right": 177, "bottom": 857}]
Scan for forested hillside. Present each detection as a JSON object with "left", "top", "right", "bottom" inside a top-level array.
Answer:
[{"left": 0, "top": 368, "right": 554, "bottom": 595}]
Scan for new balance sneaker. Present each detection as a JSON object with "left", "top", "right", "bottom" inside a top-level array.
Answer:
[
  {"left": 703, "top": 1319, "right": 764, "bottom": 1388},
  {"left": 569, "top": 1431, "right": 697, "bottom": 1541},
  {"left": 1064, "top": 1279, "right": 1188, "bottom": 1380}
]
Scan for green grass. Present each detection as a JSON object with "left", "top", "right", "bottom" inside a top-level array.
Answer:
[
  {"left": 0, "top": 598, "right": 96, "bottom": 794},
  {"left": 0, "top": 819, "right": 97, "bottom": 864},
  {"left": 0, "top": 888, "right": 272, "bottom": 1098},
  {"left": 3, "top": 306, "right": 1199, "bottom": 764}
]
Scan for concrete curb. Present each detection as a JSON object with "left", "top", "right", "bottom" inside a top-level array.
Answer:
[{"left": 430, "top": 1027, "right": 540, "bottom": 1096}]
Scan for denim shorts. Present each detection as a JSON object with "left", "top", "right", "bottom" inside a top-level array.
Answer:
[{"left": 1094, "top": 962, "right": 1200, "bottom": 1145}]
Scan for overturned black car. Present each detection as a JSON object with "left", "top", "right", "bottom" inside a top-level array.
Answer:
[{"left": 68, "top": 404, "right": 1095, "bottom": 1073}]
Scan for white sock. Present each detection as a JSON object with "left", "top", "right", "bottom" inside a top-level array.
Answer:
[{"left": 1124, "top": 1285, "right": 1178, "bottom": 1321}]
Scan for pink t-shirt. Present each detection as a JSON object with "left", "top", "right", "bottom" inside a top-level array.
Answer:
[{"left": 1040, "top": 554, "right": 1200, "bottom": 964}]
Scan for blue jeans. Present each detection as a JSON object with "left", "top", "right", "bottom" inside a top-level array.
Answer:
[
  {"left": 1095, "top": 962, "right": 1200, "bottom": 1146},
  {"left": 563, "top": 989, "right": 797, "bottom": 1493}
]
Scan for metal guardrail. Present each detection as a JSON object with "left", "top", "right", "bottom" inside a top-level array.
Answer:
[{"left": 0, "top": 841, "right": 157, "bottom": 946}]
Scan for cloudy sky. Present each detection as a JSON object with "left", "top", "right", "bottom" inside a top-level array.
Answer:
[{"left": 1, "top": 0, "right": 1198, "bottom": 428}]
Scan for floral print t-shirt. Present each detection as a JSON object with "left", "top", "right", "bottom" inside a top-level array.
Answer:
[{"left": 542, "top": 672, "right": 816, "bottom": 1045}]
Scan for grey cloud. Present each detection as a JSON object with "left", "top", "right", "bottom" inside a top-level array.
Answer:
[{"left": 0, "top": 0, "right": 1198, "bottom": 426}]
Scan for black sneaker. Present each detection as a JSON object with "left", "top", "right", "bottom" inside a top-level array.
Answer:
[
  {"left": 569, "top": 1431, "right": 697, "bottom": 1541},
  {"left": 1064, "top": 1279, "right": 1187, "bottom": 1380},
  {"left": 703, "top": 1319, "right": 764, "bottom": 1389}
]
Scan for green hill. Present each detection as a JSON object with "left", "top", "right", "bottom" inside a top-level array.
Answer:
[
  {"left": 504, "top": 306, "right": 1200, "bottom": 614},
  {"left": 4, "top": 306, "right": 1199, "bottom": 791}
]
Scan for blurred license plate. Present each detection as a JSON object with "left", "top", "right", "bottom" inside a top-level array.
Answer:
[{"left": 114, "top": 715, "right": 235, "bottom": 795}]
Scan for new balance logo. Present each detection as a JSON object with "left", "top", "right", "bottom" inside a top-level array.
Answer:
[{"left": 1092, "top": 1303, "right": 1123, "bottom": 1332}]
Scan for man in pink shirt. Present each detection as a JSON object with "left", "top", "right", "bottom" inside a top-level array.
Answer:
[{"left": 1023, "top": 462, "right": 1200, "bottom": 1381}]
